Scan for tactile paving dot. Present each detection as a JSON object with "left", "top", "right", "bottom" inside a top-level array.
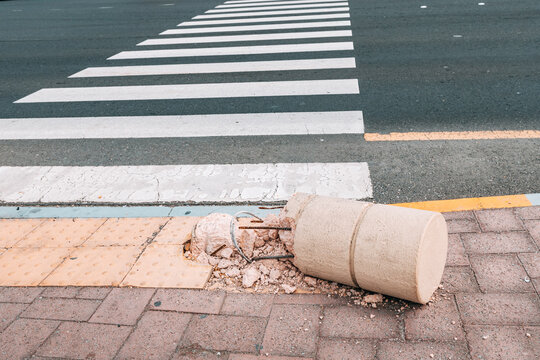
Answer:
[
  {"left": 83, "top": 218, "right": 168, "bottom": 247},
  {"left": 121, "top": 244, "right": 212, "bottom": 288},
  {"left": 153, "top": 217, "right": 200, "bottom": 245},
  {"left": 0, "top": 219, "right": 45, "bottom": 248},
  {"left": 15, "top": 218, "right": 106, "bottom": 248},
  {"left": 42, "top": 246, "right": 143, "bottom": 286},
  {"left": 0, "top": 247, "right": 72, "bottom": 286}
]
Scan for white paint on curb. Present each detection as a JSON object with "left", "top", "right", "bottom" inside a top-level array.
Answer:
[{"left": 0, "top": 163, "right": 372, "bottom": 203}]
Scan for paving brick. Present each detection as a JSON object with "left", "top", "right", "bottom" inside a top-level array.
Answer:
[
  {"left": 40, "top": 286, "right": 80, "bottom": 298},
  {"left": 221, "top": 293, "right": 274, "bottom": 317},
  {"left": 317, "top": 338, "right": 376, "bottom": 360},
  {"left": 0, "top": 302, "right": 27, "bottom": 332},
  {"left": 0, "top": 319, "right": 59, "bottom": 359},
  {"left": 320, "top": 306, "right": 400, "bottom": 339},
  {"left": 153, "top": 216, "right": 199, "bottom": 245},
  {"left": 404, "top": 298, "right": 464, "bottom": 341},
  {"left": 89, "top": 287, "right": 154, "bottom": 325},
  {"left": 273, "top": 294, "right": 347, "bottom": 305},
  {"left": 36, "top": 321, "right": 132, "bottom": 360},
  {"left": 533, "top": 278, "right": 540, "bottom": 295},
  {"left": 16, "top": 218, "right": 106, "bottom": 247},
  {"left": 443, "top": 211, "right": 475, "bottom": 220},
  {"left": 524, "top": 219, "right": 540, "bottom": 247},
  {"left": 150, "top": 289, "right": 225, "bottom": 314},
  {"left": 0, "top": 286, "right": 43, "bottom": 303},
  {"left": 21, "top": 297, "right": 100, "bottom": 321},
  {"left": 263, "top": 304, "right": 321, "bottom": 357},
  {"left": 446, "top": 218, "right": 480, "bottom": 233},
  {"left": 475, "top": 208, "right": 524, "bottom": 232},
  {"left": 76, "top": 286, "right": 111, "bottom": 300},
  {"left": 0, "top": 247, "right": 72, "bottom": 286},
  {"left": 456, "top": 293, "right": 540, "bottom": 325},
  {"left": 41, "top": 245, "right": 142, "bottom": 286},
  {"left": 446, "top": 234, "right": 469, "bottom": 266},
  {"left": 182, "top": 314, "right": 266, "bottom": 353},
  {"left": 174, "top": 350, "right": 229, "bottom": 359},
  {"left": 461, "top": 231, "right": 536, "bottom": 253},
  {"left": 516, "top": 206, "right": 540, "bottom": 220},
  {"left": 441, "top": 266, "right": 480, "bottom": 293},
  {"left": 518, "top": 253, "right": 540, "bottom": 278},
  {"left": 83, "top": 217, "right": 167, "bottom": 247},
  {"left": 229, "top": 354, "right": 312, "bottom": 360},
  {"left": 469, "top": 254, "right": 534, "bottom": 292},
  {"left": 117, "top": 311, "right": 191, "bottom": 360},
  {"left": 0, "top": 219, "right": 44, "bottom": 248},
  {"left": 376, "top": 340, "right": 469, "bottom": 360},
  {"left": 465, "top": 325, "right": 539, "bottom": 360}
]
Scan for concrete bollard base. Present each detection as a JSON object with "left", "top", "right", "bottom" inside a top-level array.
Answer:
[{"left": 283, "top": 193, "right": 448, "bottom": 304}]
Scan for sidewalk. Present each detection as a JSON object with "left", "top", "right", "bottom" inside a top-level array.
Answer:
[{"left": 0, "top": 207, "right": 539, "bottom": 359}]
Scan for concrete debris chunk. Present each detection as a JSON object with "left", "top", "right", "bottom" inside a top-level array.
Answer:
[
  {"left": 192, "top": 213, "right": 236, "bottom": 257},
  {"left": 218, "top": 247, "right": 233, "bottom": 259},
  {"left": 237, "top": 229, "right": 256, "bottom": 258},
  {"left": 281, "top": 284, "right": 296, "bottom": 294},
  {"left": 363, "top": 293, "right": 384, "bottom": 303},
  {"left": 242, "top": 267, "right": 260, "bottom": 288}
]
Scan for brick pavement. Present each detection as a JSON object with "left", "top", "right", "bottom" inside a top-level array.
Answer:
[{"left": 0, "top": 207, "right": 539, "bottom": 359}]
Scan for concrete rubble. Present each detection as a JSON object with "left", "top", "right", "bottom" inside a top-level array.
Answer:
[{"left": 186, "top": 209, "right": 394, "bottom": 307}]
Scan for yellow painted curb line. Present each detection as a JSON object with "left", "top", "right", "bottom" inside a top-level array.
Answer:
[
  {"left": 392, "top": 194, "right": 532, "bottom": 212},
  {"left": 365, "top": 130, "right": 540, "bottom": 141}
]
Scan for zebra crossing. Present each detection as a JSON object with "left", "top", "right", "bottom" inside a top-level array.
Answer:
[{"left": 2, "top": 0, "right": 372, "bottom": 203}]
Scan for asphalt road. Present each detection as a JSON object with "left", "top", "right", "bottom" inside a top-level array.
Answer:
[{"left": 0, "top": 0, "right": 538, "bottom": 203}]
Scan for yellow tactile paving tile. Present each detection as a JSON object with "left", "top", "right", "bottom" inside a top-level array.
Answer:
[
  {"left": 393, "top": 194, "right": 532, "bottom": 212},
  {"left": 41, "top": 246, "right": 143, "bottom": 286},
  {"left": 82, "top": 217, "right": 168, "bottom": 247},
  {"left": 15, "top": 218, "right": 106, "bottom": 248},
  {"left": 153, "top": 217, "right": 200, "bottom": 245},
  {"left": 121, "top": 244, "right": 212, "bottom": 288},
  {"left": 0, "top": 219, "right": 45, "bottom": 248},
  {"left": 0, "top": 247, "right": 71, "bottom": 286},
  {"left": 364, "top": 130, "right": 540, "bottom": 141}
]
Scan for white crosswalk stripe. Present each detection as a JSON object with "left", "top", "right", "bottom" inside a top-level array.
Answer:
[
  {"left": 70, "top": 58, "right": 356, "bottom": 77},
  {"left": 178, "top": 13, "right": 350, "bottom": 26},
  {"left": 225, "top": 0, "right": 299, "bottom": 4},
  {"left": 218, "top": 0, "right": 347, "bottom": 8},
  {"left": 8, "top": 0, "right": 374, "bottom": 203},
  {"left": 193, "top": 7, "right": 350, "bottom": 19},
  {"left": 138, "top": 30, "right": 352, "bottom": 46},
  {"left": 15, "top": 80, "right": 360, "bottom": 103},
  {"left": 107, "top": 42, "right": 354, "bottom": 60},
  {"left": 206, "top": 2, "right": 349, "bottom": 12},
  {"left": 0, "top": 163, "right": 372, "bottom": 203},
  {"left": 160, "top": 21, "right": 351, "bottom": 34},
  {"left": 0, "top": 111, "right": 364, "bottom": 139}
]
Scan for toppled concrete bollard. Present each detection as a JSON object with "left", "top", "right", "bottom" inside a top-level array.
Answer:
[{"left": 281, "top": 193, "right": 448, "bottom": 304}]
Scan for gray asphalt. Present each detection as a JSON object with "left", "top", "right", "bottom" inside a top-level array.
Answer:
[{"left": 0, "top": 0, "right": 538, "bottom": 203}]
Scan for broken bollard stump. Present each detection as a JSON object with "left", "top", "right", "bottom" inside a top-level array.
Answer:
[{"left": 281, "top": 193, "right": 448, "bottom": 304}]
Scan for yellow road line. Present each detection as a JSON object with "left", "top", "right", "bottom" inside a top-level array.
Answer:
[
  {"left": 365, "top": 130, "right": 540, "bottom": 141},
  {"left": 392, "top": 194, "right": 532, "bottom": 212}
]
